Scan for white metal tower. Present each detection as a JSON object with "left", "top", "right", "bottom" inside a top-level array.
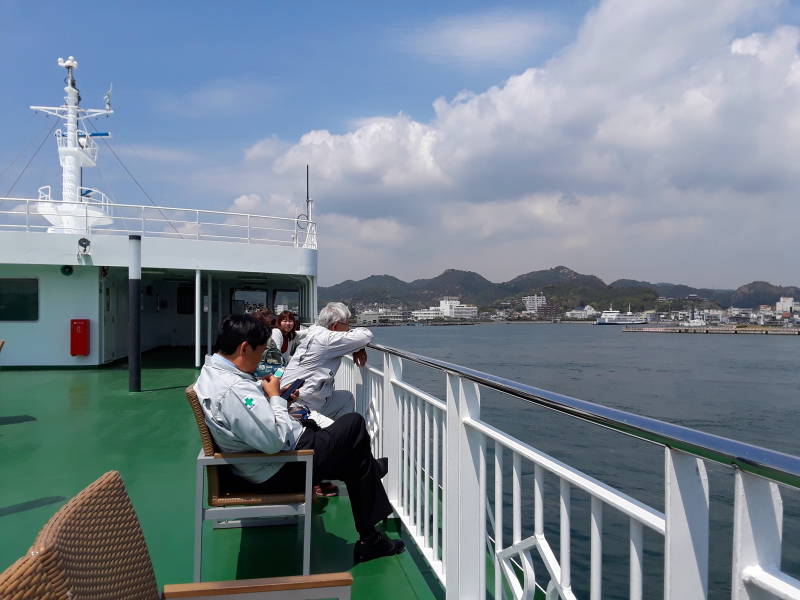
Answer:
[{"left": 30, "top": 56, "right": 114, "bottom": 233}]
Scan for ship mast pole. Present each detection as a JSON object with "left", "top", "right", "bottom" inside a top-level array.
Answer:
[{"left": 61, "top": 57, "right": 80, "bottom": 204}]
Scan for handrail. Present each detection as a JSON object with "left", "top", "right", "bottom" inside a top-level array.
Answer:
[
  {"left": 0, "top": 196, "right": 314, "bottom": 225},
  {"left": 368, "top": 342, "right": 800, "bottom": 489}
]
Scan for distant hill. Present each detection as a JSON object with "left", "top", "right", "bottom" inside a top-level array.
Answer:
[
  {"left": 319, "top": 268, "right": 800, "bottom": 311},
  {"left": 731, "top": 281, "right": 800, "bottom": 308},
  {"left": 609, "top": 279, "right": 735, "bottom": 306}
]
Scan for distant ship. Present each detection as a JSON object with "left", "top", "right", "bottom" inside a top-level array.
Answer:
[{"left": 595, "top": 304, "right": 647, "bottom": 325}]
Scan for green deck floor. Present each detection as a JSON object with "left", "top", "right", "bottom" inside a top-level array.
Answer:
[{"left": 0, "top": 349, "right": 442, "bottom": 599}]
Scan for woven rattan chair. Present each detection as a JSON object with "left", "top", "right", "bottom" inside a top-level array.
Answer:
[
  {"left": 186, "top": 385, "right": 313, "bottom": 582},
  {"left": 0, "top": 471, "right": 352, "bottom": 600}
]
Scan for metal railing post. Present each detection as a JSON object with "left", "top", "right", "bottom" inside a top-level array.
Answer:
[
  {"left": 732, "top": 471, "right": 783, "bottom": 599},
  {"left": 247, "top": 214, "right": 251, "bottom": 243},
  {"left": 26, "top": 199, "right": 30, "bottom": 231},
  {"left": 383, "top": 352, "right": 403, "bottom": 505},
  {"left": 445, "top": 373, "right": 483, "bottom": 599},
  {"left": 664, "top": 448, "right": 709, "bottom": 599}
]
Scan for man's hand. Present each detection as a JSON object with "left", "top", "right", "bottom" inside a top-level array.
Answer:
[
  {"left": 261, "top": 375, "right": 281, "bottom": 398},
  {"left": 353, "top": 348, "right": 367, "bottom": 367}
]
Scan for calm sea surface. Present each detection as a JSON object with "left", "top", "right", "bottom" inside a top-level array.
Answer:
[{"left": 370, "top": 323, "right": 800, "bottom": 599}]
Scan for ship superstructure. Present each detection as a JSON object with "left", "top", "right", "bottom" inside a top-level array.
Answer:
[{"left": 0, "top": 57, "right": 318, "bottom": 368}]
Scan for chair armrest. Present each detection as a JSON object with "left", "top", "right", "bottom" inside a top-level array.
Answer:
[
  {"left": 212, "top": 449, "right": 314, "bottom": 459},
  {"left": 198, "top": 448, "right": 314, "bottom": 467},
  {"left": 162, "top": 572, "right": 353, "bottom": 598}
]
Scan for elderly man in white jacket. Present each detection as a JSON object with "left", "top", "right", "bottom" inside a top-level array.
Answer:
[
  {"left": 280, "top": 302, "right": 373, "bottom": 421},
  {"left": 194, "top": 313, "right": 404, "bottom": 564}
]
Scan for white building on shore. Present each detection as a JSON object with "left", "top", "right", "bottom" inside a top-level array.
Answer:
[
  {"left": 412, "top": 297, "right": 477, "bottom": 321},
  {"left": 356, "top": 308, "right": 408, "bottom": 326},
  {"left": 522, "top": 294, "right": 547, "bottom": 313},
  {"left": 564, "top": 305, "right": 598, "bottom": 319}
]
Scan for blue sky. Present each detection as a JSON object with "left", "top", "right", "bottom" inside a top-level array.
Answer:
[{"left": 4, "top": 1, "right": 800, "bottom": 287}]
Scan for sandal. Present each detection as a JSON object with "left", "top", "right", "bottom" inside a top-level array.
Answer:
[{"left": 313, "top": 482, "right": 339, "bottom": 497}]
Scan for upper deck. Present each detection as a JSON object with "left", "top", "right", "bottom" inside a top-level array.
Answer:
[{"left": 0, "top": 196, "right": 318, "bottom": 276}]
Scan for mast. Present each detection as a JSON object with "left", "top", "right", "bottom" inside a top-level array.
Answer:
[{"left": 30, "top": 56, "right": 113, "bottom": 205}]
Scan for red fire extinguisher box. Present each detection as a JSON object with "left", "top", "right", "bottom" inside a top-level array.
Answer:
[{"left": 70, "top": 319, "right": 90, "bottom": 356}]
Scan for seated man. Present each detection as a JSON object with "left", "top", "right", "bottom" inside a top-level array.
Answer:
[
  {"left": 194, "top": 314, "right": 404, "bottom": 564},
  {"left": 280, "top": 302, "right": 372, "bottom": 421}
]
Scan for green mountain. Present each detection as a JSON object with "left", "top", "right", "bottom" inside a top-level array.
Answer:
[
  {"left": 610, "top": 279, "right": 735, "bottom": 306},
  {"left": 319, "top": 268, "right": 798, "bottom": 311},
  {"left": 731, "top": 281, "right": 800, "bottom": 308}
]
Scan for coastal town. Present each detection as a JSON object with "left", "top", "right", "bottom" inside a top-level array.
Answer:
[{"left": 354, "top": 293, "right": 800, "bottom": 328}]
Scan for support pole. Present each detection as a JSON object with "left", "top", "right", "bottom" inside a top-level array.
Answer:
[
  {"left": 206, "top": 272, "right": 212, "bottom": 356},
  {"left": 128, "top": 235, "right": 141, "bottom": 392},
  {"left": 195, "top": 269, "right": 201, "bottom": 368}
]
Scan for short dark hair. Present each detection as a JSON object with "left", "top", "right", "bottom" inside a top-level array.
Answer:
[
  {"left": 214, "top": 314, "right": 270, "bottom": 354},
  {"left": 275, "top": 310, "right": 299, "bottom": 340}
]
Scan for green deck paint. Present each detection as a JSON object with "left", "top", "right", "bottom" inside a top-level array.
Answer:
[{"left": 0, "top": 349, "right": 442, "bottom": 599}]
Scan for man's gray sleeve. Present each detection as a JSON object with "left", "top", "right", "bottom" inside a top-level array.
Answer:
[{"left": 224, "top": 381, "right": 292, "bottom": 454}]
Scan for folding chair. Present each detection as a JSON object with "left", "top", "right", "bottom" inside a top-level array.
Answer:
[{"left": 186, "top": 386, "right": 313, "bottom": 581}]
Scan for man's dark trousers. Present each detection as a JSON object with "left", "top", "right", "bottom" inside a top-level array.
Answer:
[{"left": 260, "top": 412, "right": 392, "bottom": 537}]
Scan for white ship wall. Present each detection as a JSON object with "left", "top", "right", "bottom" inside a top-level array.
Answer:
[
  {"left": 0, "top": 264, "right": 100, "bottom": 366},
  {"left": 0, "top": 231, "right": 318, "bottom": 275}
]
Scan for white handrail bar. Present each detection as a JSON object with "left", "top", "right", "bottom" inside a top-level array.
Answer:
[{"left": 464, "top": 416, "right": 666, "bottom": 533}]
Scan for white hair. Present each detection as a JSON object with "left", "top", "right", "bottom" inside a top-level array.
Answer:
[{"left": 317, "top": 302, "right": 351, "bottom": 328}]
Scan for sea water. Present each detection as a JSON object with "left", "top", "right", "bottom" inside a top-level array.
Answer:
[{"left": 372, "top": 323, "right": 800, "bottom": 599}]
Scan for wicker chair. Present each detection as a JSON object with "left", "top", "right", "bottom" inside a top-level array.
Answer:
[
  {"left": 186, "top": 386, "right": 313, "bottom": 582},
  {"left": 0, "top": 471, "right": 352, "bottom": 600}
]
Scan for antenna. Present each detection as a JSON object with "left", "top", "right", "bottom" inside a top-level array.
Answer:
[{"left": 306, "top": 164, "right": 311, "bottom": 220}]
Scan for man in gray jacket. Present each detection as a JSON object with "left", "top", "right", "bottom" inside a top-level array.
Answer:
[
  {"left": 194, "top": 314, "right": 403, "bottom": 564},
  {"left": 280, "top": 302, "right": 372, "bottom": 420}
]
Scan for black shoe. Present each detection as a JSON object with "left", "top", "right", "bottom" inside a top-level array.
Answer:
[
  {"left": 376, "top": 457, "right": 388, "bottom": 479},
  {"left": 353, "top": 532, "right": 405, "bottom": 564}
]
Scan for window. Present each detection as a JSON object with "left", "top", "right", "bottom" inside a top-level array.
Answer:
[
  {"left": 231, "top": 289, "right": 268, "bottom": 314},
  {"left": 0, "top": 279, "right": 39, "bottom": 321},
  {"left": 273, "top": 290, "right": 300, "bottom": 315}
]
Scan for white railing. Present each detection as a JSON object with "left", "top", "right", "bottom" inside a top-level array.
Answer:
[
  {"left": 0, "top": 196, "right": 318, "bottom": 249},
  {"left": 336, "top": 344, "right": 800, "bottom": 600},
  {"left": 56, "top": 129, "right": 99, "bottom": 163}
]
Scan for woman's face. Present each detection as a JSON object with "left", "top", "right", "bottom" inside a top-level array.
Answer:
[{"left": 279, "top": 317, "right": 294, "bottom": 333}]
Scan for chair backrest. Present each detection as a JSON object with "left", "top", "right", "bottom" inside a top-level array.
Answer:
[
  {"left": 185, "top": 385, "right": 224, "bottom": 503},
  {"left": 3, "top": 471, "right": 160, "bottom": 600},
  {"left": 185, "top": 385, "right": 217, "bottom": 457},
  {"left": 0, "top": 554, "right": 58, "bottom": 600}
]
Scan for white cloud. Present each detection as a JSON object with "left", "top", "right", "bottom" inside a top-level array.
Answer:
[
  {"left": 400, "top": 10, "right": 559, "bottom": 68},
  {"left": 322, "top": 214, "right": 412, "bottom": 246},
  {"left": 207, "top": 0, "right": 800, "bottom": 287}
]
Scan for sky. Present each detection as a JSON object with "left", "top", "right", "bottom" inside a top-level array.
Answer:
[{"left": 3, "top": 0, "right": 800, "bottom": 287}]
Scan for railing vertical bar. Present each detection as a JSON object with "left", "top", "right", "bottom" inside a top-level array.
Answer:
[
  {"left": 630, "top": 519, "right": 643, "bottom": 600},
  {"left": 494, "top": 440, "right": 504, "bottom": 600},
  {"left": 590, "top": 497, "right": 603, "bottom": 600},
  {"left": 513, "top": 453, "right": 522, "bottom": 543},
  {"left": 402, "top": 391, "right": 409, "bottom": 516},
  {"left": 479, "top": 433, "right": 487, "bottom": 598},
  {"left": 424, "top": 402, "right": 431, "bottom": 546},
  {"left": 441, "top": 395, "right": 447, "bottom": 580},
  {"left": 409, "top": 394, "right": 417, "bottom": 528},
  {"left": 416, "top": 394, "right": 423, "bottom": 533},
  {"left": 534, "top": 465, "right": 543, "bottom": 537},
  {"left": 560, "top": 479, "right": 571, "bottom": 590},
  {"left": 433, "top": 407, "right": 440, "bottom": 564}
]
